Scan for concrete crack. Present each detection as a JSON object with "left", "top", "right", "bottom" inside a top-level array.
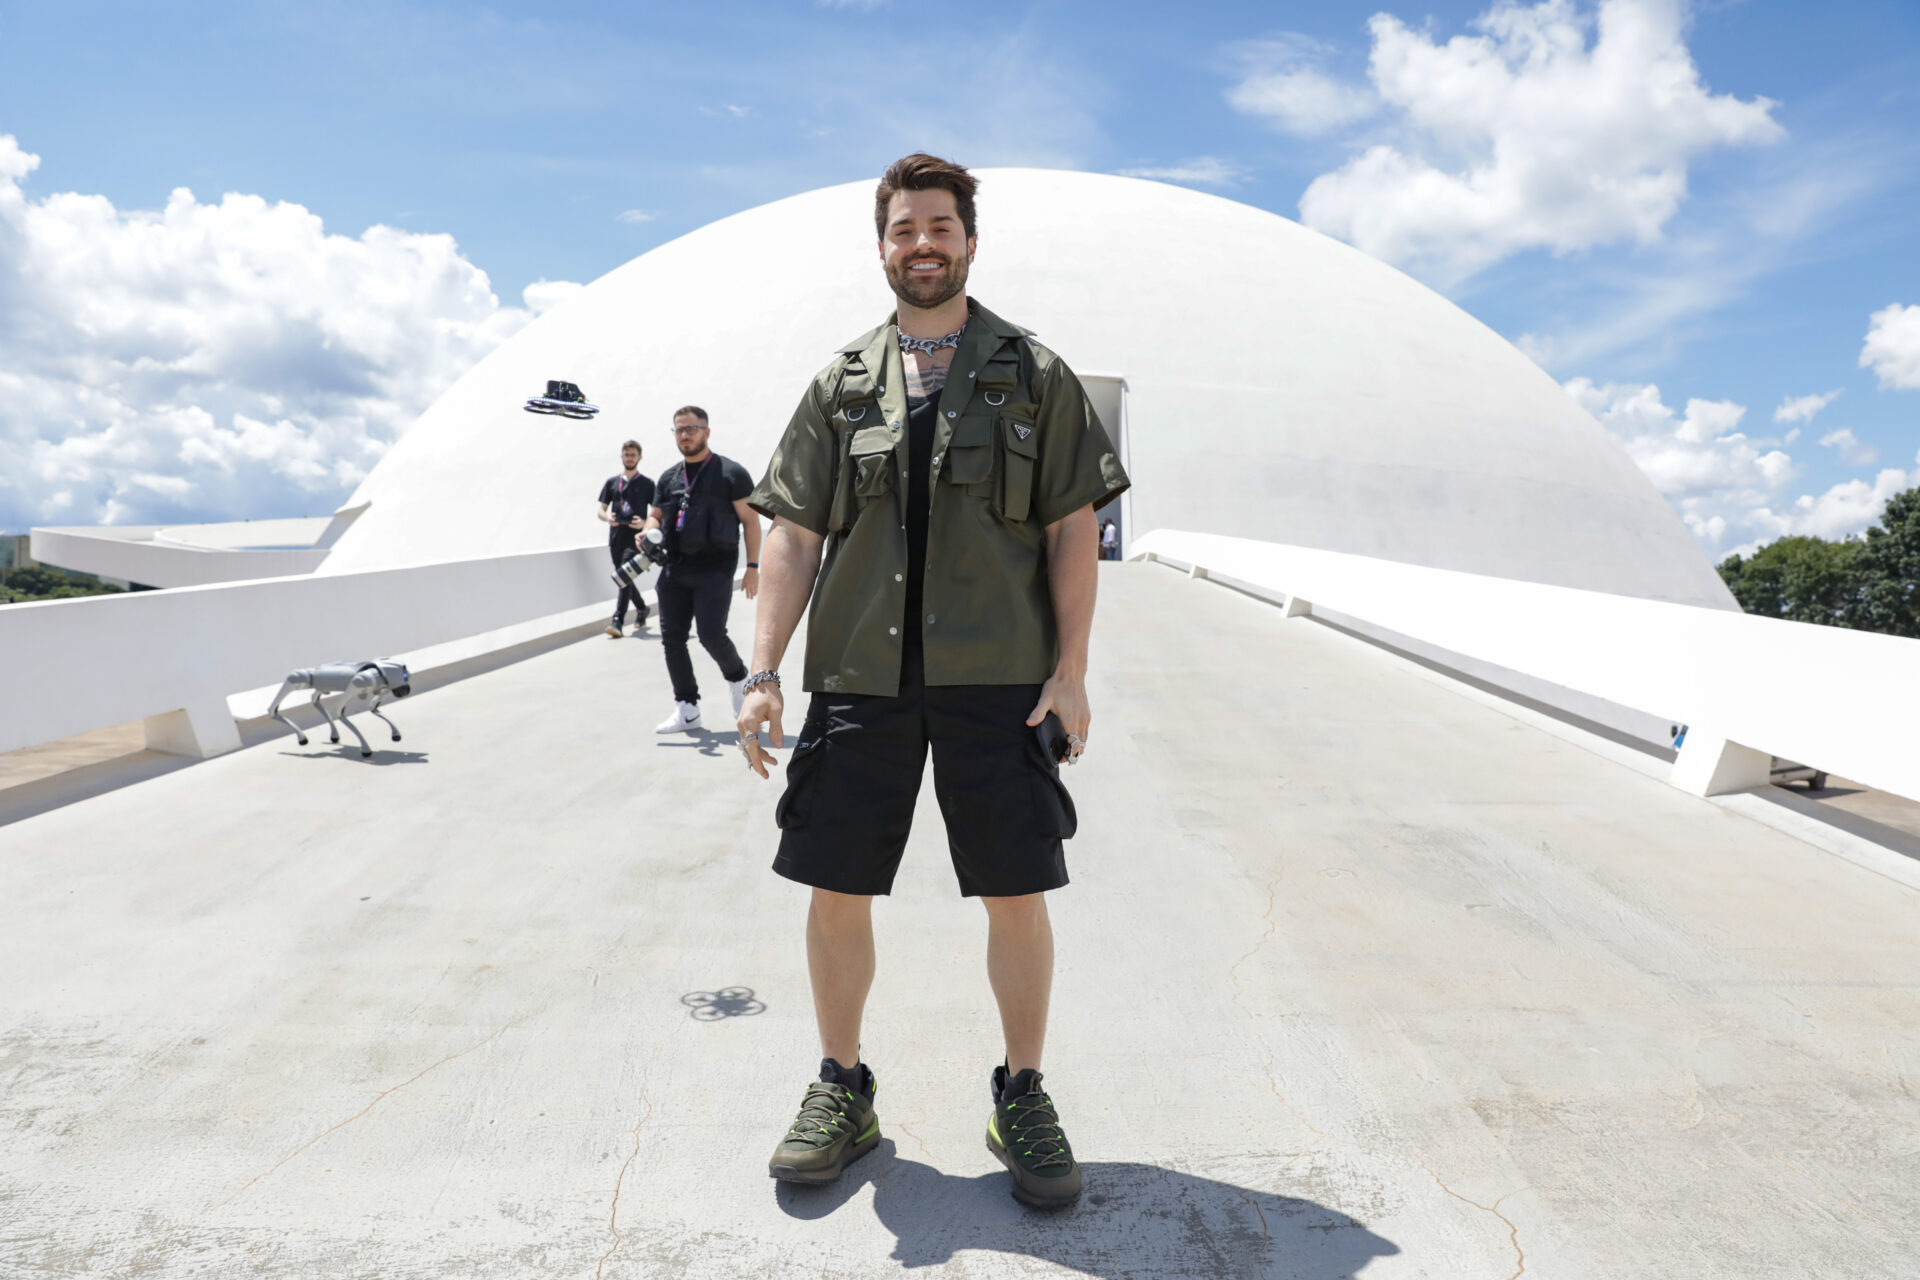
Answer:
[
  {"left": 211, "top": 1003, "right": 548, "bottom": 1212},
  {"left": 1228, "top": 874, "right": 1528, "bottom": 1273},
  {"left": 595, "top": 1046, "right": 661, "bottom": 1280},
  {"left": 1226, "top": 875, "right": 1328, "bottom": 1168},
  {"left": 891, "top": 1114, "right": 933, "bottom": 1159},
  {"left": 1406, "top": 1155, "right": 1528, "bottom": 1280}
]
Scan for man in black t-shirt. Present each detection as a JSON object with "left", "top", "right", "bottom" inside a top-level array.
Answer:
[
  {"left": 642, "top": 405, "right": 761, "bottom": 733},
  {"left": 598, "top": 440, "right": 656, "bottom": 636}
]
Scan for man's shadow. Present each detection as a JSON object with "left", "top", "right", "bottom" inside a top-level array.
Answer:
[{"left": 776, "top": 1141, "right": 1399, "bottom": 1278}]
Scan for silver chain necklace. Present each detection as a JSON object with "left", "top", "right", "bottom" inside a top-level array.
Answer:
[{"left": 898, "top": 323, "right": 966, "bottom": 356}]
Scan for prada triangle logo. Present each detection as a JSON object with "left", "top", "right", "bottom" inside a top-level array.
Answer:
[{"left": 1013, "top": 423, "right": 1032, "bottom": 440}]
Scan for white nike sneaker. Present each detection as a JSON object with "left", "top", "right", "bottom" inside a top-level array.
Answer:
[
  {"left": 729, "top": 676, "right": 748, "bottom": 718},
  {"left": 655, "top": 701, "right": 701, "bottom": 733}
]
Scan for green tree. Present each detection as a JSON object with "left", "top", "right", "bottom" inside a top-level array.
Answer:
[
  {"left": 1717, "top": 536, "right": 1869, "bottom": 628},
  {"left": 1858, "top": 486, "right": 1920, "bottom": 638}
]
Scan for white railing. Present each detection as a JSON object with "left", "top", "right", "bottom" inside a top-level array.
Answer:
[
  {"left": 31, "top": 524, "right": 330, "bottom": 589},
  {"left": 1133, "top": 530, "right": 1920, "bottom": 805},
  {"left": 0, "top": 546, "right": 608, "bottom": 757}
]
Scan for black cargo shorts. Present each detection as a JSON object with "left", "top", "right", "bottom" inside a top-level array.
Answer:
[{"left": 771, "top": 642, "right": 1077, "bottom": 898}]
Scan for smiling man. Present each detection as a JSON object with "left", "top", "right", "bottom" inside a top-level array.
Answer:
[{"left": 739, "top": 154, "right": 1129, "bottom": 1207}]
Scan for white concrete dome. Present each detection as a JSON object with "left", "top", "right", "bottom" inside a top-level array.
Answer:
[{"left": 321, "top": 168, "right": 1733, "bottom": 609}]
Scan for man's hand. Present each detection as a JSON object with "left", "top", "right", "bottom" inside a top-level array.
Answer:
[
  {"left": 627, "top": 515, "right": 645, "bottom": 530},
  {"left": 738, "top": 685, "right": 784, "bottom": 779},
  {"left": 1026, "top": 672, "right": 1091, "bottom": 762},
  {"left": 741, "top": 567, "right": 759, "bottom": 599}
]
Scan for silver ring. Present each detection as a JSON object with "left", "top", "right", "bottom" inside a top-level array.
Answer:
[
  {"left": 844, "top": 405, "right": 867, "bottom": 422},
  {"left": 983, "top": 390, "right": 1007, "bottom": 406}
]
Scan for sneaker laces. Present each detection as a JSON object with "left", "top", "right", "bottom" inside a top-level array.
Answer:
[
  {"left": 784, "top": 1082, "right": 857, "bottom": 1150},
  {"left": 1003, "top": 1091, "right": 1073, "bottom": 1169}
]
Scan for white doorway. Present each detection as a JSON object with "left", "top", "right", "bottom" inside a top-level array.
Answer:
[{"left": 1078, "top": 374, "right": 1130, "bottom": 557}]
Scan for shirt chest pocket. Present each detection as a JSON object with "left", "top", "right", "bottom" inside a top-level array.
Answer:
[
  {"left": 941, "top": 414, "right": 995, "bottom": 488},
  {"left": 997, "top": 414, "right": 1039, "bottom": 523},
  {"left": 829, "top": 422, "right": 896, "bottom": 532}
]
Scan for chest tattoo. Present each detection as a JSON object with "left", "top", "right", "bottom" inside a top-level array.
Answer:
[{"left": 903, "top": 349, "right": 954, "bottom": 403}]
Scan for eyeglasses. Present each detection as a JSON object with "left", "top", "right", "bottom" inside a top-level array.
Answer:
[{"left": 671, "top": 425, "right": 706, "bottom": 435}]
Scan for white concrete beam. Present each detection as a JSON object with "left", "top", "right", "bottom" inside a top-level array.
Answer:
[
  {"left": 1670, "top": 730, "right": 1772, "bottom": 797},
  {"left": 143, "top": 699, "right": 242, "bottom": 758}
]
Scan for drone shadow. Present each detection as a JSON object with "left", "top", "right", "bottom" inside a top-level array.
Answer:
[
  {"left": 776, "top": 1142, "right": 1399, "bottom": 1278},
  {"left": 653, "top": 728, "right": 733, "bottom": 759}
]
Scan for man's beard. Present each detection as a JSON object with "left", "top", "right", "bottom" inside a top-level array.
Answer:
[
  {"left": 885, "top": 251, "right": 968, "bottom": 311},
  {"left": 679, "top": 436, "right": 708, "bottom": 456}
]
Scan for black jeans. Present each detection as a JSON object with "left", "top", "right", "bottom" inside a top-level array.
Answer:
[
  {"left": 609, "top": 537, "right": 649, "bottom": 625},
  {"left": 656, "top": 564, "right": 747, "bottom": 705}
]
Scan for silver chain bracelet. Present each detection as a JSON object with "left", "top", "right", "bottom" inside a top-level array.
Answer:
[{"left": 741, "top": 669, "right": 782, "bottom": 695}]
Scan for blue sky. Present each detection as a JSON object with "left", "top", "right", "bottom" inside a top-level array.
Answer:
[{"left": 2, "top": 0, "right": 1917, "bottom": 557}]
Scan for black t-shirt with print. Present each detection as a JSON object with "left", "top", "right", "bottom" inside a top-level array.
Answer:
[
  {"left": 653, "top": 453, "right": 754, "bottom": 571},
  {"left": 599, "top": 472, "right": 655, "bottom": 544}
]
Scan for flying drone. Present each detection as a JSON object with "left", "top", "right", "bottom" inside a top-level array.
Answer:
[{"left": 524, "top": 380, "right": 600, "bottom": 419}]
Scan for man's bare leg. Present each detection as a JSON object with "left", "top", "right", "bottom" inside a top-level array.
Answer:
[
  {"left": 808, "top": 888, "right": 875, "bottom": 1067},
  {"left": 982, "top": 892, "right": 1054, "bottom": 1075}
]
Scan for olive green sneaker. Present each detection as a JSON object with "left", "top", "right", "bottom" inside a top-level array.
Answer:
[
  {"left": 768, "top": 1060, "right": 880, "bottom": 1184},
  {"left": 986, "top": 1065, "right": 1082, "bottom": 1208}
]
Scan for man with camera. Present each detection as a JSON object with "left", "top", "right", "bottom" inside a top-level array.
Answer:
[
  {"left": 643, "top": 406, "right": 760, "bottom": 734},
  {"left": 738, "top": 154, "right": 1128, "bottom": 1207},
  {"left": 598, "top": 440, "right": 654, "bottom": 636}
]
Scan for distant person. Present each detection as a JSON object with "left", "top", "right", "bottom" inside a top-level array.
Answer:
[
  {"left": 643, "top": 406, "right": 760, "bottom": 733},
  {"left": 1099, "top": 519, "right": 1120, "bottom": 561},
  {"left": 598, "top": 440, "right": 654, "bottom": 636}
]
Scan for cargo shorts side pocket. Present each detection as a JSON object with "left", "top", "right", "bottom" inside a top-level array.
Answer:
[
  {"left": 1027, "top": 737, "right": 1078, "bottom": 840},
  {"left": 997, "top": 414, "right": 1039, "bottom": 524},
  {"left": 775, "top": 721, "right": 829, "bottom": 830}
]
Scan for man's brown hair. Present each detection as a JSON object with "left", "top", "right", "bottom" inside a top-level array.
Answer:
[
  {"left": 672, "top": 406, "right": 709, "bottom": 425},
  {"left": 874, "top": 153, "right": 978, "bottom": 240},
  {"left": 621, "top": 439, "right": 642, "bottom": 453}
]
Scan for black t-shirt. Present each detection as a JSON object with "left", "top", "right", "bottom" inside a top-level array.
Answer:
[
  {"left": 904, "top": 395, "right": 938, "bottom": 639},
  {"left": 599, "top": 472, "right": 655, "bottom": 543},
  {"left": 653, "top": 452, "right": 755, "bottom": 571}
]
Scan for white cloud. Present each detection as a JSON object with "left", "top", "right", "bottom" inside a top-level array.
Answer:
[
  {"left": 1226, "top": 37, "right": 1376, "bottom": 136},
  {"left": 1113, "top": 157, "right": 1246, "bottom": 187},
  {"left": 1817, "top": 427, "right": 1877, "bottom": 466},
  {"left": 699, "top": 104, "right": 753, "bottom": 119},
  {"left": 1860, "top": 303, "right": 1920, "bottom": 390},
  {"left": 1773, "top": 389, "right": 1841, "bottom": 423},
  {"left": 521, "top": 278, "right": 585, "bottom": 315},
  {"left": 1745, "top": 465, "right": 1917, "bottom": 549},
  {"left": 615, "top": 208, "right": 656, "bottom": 224},
  {"left": 1567, "top": 375, "right": 1913, "bottom": 557},
  {"left": 0, "top": 132, "right": 576, "bottom": 530},
  {"left": 1297, "top": 0, "right": 1783, "bottom": 283}
]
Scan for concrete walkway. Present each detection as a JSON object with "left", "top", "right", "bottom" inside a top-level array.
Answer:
[{"left": 3, "top": 563, "right": 1917, "bottom": 1278}]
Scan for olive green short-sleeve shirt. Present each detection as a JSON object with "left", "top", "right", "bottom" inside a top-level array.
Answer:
[{"left": 750, "top": 298, "right": 1129, "bottom": 696}]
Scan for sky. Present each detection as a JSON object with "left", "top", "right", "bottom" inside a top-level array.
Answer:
[{"left": 1, "top": 0, "right": 1917, "bottom": 561}]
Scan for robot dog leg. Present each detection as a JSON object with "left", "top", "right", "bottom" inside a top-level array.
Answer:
[
  {"left": 368, "top": 699, "right": 403, "bottom": 743},
  {"left": 268, "top": 674, "right": 315, "bottom": 746},
  {"left": 334, "top": 699, "right": 375, "bottom": 758}
]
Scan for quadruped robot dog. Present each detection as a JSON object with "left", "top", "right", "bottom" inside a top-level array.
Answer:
[{"left": 269, "top": 660, "right": 411, "bottom": 758}]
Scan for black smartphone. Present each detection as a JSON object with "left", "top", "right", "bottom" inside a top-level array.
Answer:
[{"left": 1034, "top": 711, "right": 1071, "bottom": 764}]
